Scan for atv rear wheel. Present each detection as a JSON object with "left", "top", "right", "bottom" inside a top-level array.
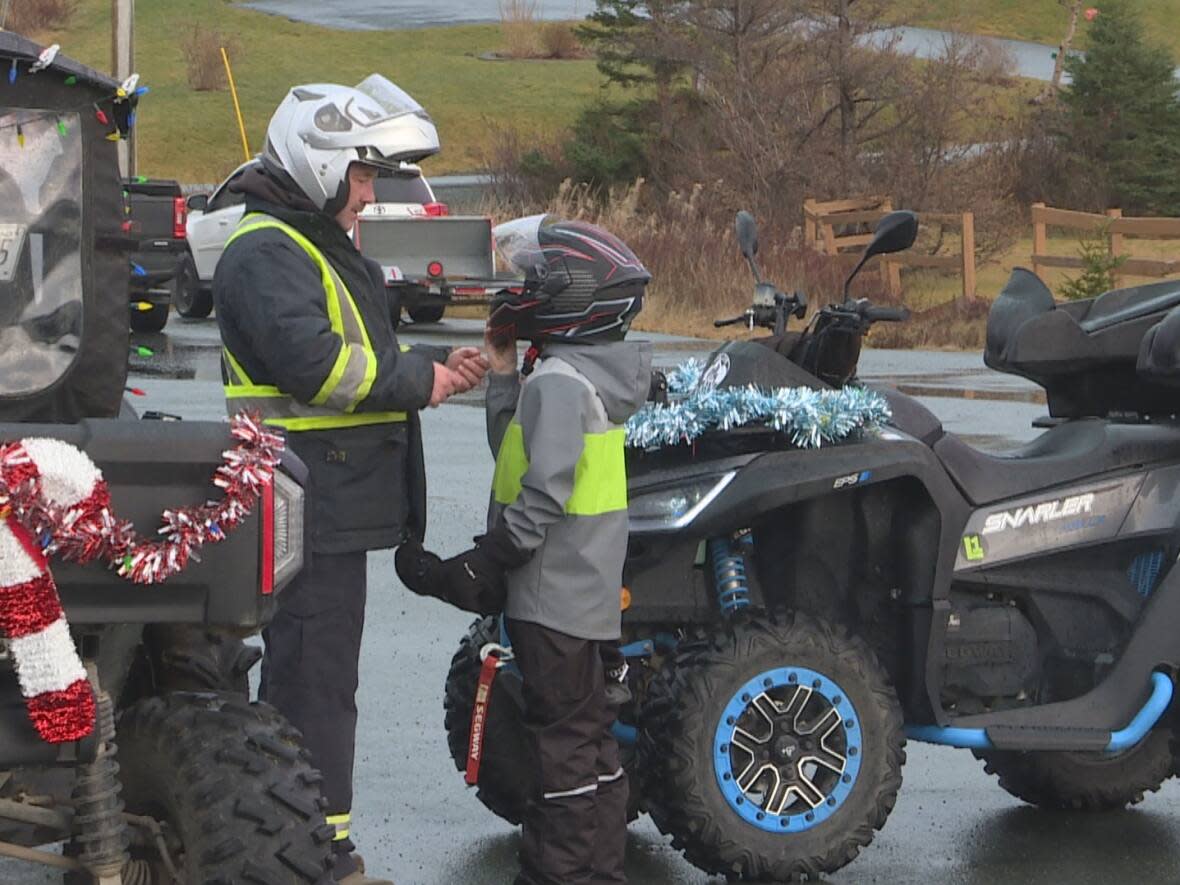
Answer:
[
  {"left": 115, "top": 692, "right": 334, "bottom": 883},
  {"left": 443, "top": 616, "right": 643, "bottom": 826},
  {"left": 639, "top": 612, "right": 905, "bottom": 882},
  {"left": 974, "top": 729, "right": 1174, "bottom": 811}
]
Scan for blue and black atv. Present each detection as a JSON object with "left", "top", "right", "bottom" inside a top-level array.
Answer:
[{"left": 445, "top": 209, "right": 1180, "bottom": 881}]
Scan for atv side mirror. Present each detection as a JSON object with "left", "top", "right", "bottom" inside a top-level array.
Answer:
[
  {"left": 842, "top": 210, "right": 919, "bottom": 301},
  {"left": 735, "top": 211, "right": 758, "bottom": 259},
  {"left": 735, "top": 211, "right": 764, "bottom": 284},
  {"left": 867, "top": 210, "right": 919, "bottom": 257}
]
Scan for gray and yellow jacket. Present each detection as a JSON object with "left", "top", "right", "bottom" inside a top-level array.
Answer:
[
  {"left": 486, "top": 342, "right": 653, "bottom": 640},
  {"left": 214, "top": 165, "right": 447, "bottom": 553}
]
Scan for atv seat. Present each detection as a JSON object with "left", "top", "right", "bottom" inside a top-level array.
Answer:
[
  {"left": 933, "top": 418, "right": 1180, "bottom": 505},
  {"left": 984, "top": 269, "right": 1180, "bottom": 418}
]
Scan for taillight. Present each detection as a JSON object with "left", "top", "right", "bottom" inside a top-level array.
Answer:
[
  {"left": 173, "top": 196, "right": 186, "bottom": 240},
  {"left": 423, "top": 202, "right": 449, "bottom": 217},
  {"left": 427, "top": 260, "right": 444, "bottom": 278},
  {"left": 270, "top": 469, "right": 305, "bottom": 593},
  {"left": 260, "top": 477, "right": 274, "bottom": 596}
]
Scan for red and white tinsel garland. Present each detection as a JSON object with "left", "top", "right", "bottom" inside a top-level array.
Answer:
[{"left": 0, "top": 412, "right": 284, "bottom": 742}]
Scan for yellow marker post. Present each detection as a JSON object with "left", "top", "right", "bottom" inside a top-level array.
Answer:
[{"left": 221, "top": 47, "right": 250, "bottom": 163}]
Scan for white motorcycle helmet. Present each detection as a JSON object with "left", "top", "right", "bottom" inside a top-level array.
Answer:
[{"left": 264, "top": 74, "right": 440, "bottom": 214}]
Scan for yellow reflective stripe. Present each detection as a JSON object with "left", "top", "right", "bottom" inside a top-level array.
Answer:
[
  {"left": 491, "top": 423, "right": 628, "bottom": 516},
  {"left": 492, "top": 422, "right": 526, "bottom": 506},
  {"left": 224, "top": 385, "right": 285, "bottom": 398},
  {"left": 567, "top": 428, "right": 628, "bottom": 515},
  {"left": 222, "top": 347, "right": 252, "bottom": 385},
  {"left": 348, "top": 347, "right": 378, "bottom": 413},
  {"left": 311, "top": 341, "right": 353, "bottom": 407},
  {"left": 326, "top": 813, "right": 350, "bottom": 842},
  {"left": 264, "top": 411, "right": 406, "bottom": 432},
  {"left": 229, "top": 215, "right": 348, "bottom": 340}
]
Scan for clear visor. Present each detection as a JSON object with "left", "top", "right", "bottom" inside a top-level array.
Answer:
[
  {"left": 493, "top": 214, "right": 549, "bottom": 276},
  {"left": 0, "top": 108, "right": 83, "bottom": 397},
  {"left": 355, "top": 74, "right": 430, "bottom": 122}
]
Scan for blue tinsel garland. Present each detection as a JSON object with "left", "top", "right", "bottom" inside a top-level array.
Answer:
[{"left": 625, "top": 358, "right": 892, "bottom": 450}]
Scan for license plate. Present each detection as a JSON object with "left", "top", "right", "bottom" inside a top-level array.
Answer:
[{"left": 0, "top": 223, "right": 28, "bottom": 283}]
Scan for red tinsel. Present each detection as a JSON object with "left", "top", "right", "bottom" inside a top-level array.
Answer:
[{"left": 0, "top": 412, "right": 285, "bottom": 584}]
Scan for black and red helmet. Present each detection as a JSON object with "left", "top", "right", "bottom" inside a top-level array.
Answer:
[{"left": 488, "top": 215, "right": 650, "bottom": 345}]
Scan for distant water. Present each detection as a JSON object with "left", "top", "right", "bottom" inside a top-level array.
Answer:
[
  {"left": 237, "top": 2, "right": 1180, "bottom": 82},
  {"left": 239, "top": 0, "right": 590, "bottom": 30}
]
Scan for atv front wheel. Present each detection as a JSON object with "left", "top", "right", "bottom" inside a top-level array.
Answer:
[
  {"left": 116, "top": 692, "right": 334, "bottom": 883},
  {"left": 444, "top": 616, "right": 643, "bottom": 825},
  {"left": 444, "top": 616, "right": 534, "bottom": 824},
  {"left": 640, "top": 612, "right": 905, "bottom": 881},
  {"left": 974, "top": 729, "right": 1174, "bottom": 811}
]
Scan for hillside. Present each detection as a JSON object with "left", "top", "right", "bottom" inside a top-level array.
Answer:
[
  {"left": 898, "top": 0, "right": 1180, "bottom": 53},
  {"left": 25, "top": 0, "right": 604, "bottom": 182}
]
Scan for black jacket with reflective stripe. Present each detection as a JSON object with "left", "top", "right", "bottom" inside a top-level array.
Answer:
[{"left": 214, "top": 194, "right": 447, "bottom": 553}]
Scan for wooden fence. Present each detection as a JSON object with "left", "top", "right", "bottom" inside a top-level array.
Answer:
[
  {"left": 804, "top": 196, "right": 977, "bottom": 300},
  {"left": 1031, "top": 202, "right": 1180, "bottom": 286}
]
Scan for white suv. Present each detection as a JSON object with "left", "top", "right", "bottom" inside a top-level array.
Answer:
[{"left": 185, "top": 160, "right": 446, "bottom": 294}]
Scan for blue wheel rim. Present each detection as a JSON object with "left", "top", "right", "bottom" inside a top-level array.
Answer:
[{"left": 713, "top": 666, "right": 861, "bottom": 833}]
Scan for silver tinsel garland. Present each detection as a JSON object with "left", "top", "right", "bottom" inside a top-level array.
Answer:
[{"left": 626, "top": 359, "right": 892, "bottom": 450}]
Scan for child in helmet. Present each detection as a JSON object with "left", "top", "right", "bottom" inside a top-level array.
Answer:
[{"left": 397, "top": 214, "right": 652, "bottom": 884}]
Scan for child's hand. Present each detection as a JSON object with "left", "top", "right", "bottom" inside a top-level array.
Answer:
[{"left": 484, "top": 328, "right": 518, "bottom": 375}]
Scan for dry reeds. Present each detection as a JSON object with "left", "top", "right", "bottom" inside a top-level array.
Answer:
[
  {"left": 499, "top": 0, "right": 541, "bottom": 59},
  {"left": 481, "top": 179, "right": 863, "bottom": 339},
  {"left": 180, "top": 24, "right": 237, "bottom": 92},
  {"left": 2, "top": 0, "right": 77, "bottom": 35}
]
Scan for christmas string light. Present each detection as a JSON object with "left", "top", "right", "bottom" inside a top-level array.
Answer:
[{"left": 29, "top": 44, "right": 59, "bottom": 73}]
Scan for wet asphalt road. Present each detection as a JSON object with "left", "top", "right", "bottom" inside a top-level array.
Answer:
[{"left": 10, "top": 316, "right": 1180, "bottom": 884}]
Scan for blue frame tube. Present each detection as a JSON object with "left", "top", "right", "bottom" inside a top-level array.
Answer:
[{"left": 905, "top": 672, "right": 1174, "bottom": 754}]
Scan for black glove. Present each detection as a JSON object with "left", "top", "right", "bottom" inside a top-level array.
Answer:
[
  {"left": 395, "top": 526, "right": 529, "bottom": 615},
  {"left": 648, "top": 370, "right": 669, "bottom": 405}
]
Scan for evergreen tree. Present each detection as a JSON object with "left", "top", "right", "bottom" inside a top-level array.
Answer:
[{"left": 1062, "top": 0, "right": 1180, "bottom": 214}]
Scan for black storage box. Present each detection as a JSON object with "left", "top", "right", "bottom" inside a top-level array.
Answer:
[{"left": 985, "top": 268, "right": 1180, "bottom": 418}]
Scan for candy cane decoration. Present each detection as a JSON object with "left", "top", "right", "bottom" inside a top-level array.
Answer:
[{"left": 0, "top": 414, "right": 284, "bottom": 743}]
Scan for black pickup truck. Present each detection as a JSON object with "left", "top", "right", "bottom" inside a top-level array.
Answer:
[{"left": 124, "top": 177, "right": 202, "bottom": 332}]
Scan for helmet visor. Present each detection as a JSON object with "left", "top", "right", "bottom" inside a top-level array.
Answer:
[
  {"left": 354, "top": 74, "right": 430, "bottom": 122},
  {"left": 493, "top": 214, "right": 548, "bottom": 277}
]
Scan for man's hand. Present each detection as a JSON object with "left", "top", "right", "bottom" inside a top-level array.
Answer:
[
  {"left": 446, "top": 346, "right": 489, "bottom": 392},
  {"left": 429, "top": 362, "right": 464, "bottom": 407},
  {"left": 484, "top": 328, "right": 518, "bottom": 375}
]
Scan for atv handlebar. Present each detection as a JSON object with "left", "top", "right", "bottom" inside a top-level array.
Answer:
[{"left": 861, "top": 305, "right": 910, "bottom": 323}]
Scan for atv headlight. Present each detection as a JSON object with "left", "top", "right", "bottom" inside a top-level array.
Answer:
[{"left": 628, "top": 471, "right": 736, "bottom": 533}]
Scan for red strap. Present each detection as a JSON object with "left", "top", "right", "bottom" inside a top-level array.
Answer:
[{"left": 465, "top": 653, "right": 501, "bottom": 785}]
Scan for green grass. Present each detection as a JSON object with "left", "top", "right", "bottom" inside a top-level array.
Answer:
[
  {"left": 32, "top": 0, "right": 606, "bottom": 182},
  {"left": 894, "top": 0, "right": 1180, "bottom": 55}
]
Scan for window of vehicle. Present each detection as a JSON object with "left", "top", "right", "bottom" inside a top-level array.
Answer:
[
  {"left": 373, "top": 172, "right": 432, "bottom": 204},
  {"left": 0, "top": 108, "right": 83, "bottom": 397}
]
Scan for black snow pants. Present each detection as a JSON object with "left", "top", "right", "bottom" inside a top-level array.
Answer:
[
  {"left": 259, "top": 550, "right": 367, "bottom": 878},
  {"left": 508, "top": 618, "right": 628, "bottom": 885}
]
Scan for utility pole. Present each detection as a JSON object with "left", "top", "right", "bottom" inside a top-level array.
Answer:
[{"left": 111, "top": 0, "right": 135, "bottom": 176}]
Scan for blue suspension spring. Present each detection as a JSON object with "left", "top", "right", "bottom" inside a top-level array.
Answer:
[{"left": 709, "top": 537, "right": 751, "bottom": 615}]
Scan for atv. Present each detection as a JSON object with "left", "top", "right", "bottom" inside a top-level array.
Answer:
[
  {"left": 444, "top": 202, "right": 1180, "bottom": 880},
  {"left": 0, "top": 34, "right": 333, "bottom": 884}
]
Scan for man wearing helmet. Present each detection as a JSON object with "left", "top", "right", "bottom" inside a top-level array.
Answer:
[
  {"left": 214, "top": 76, "right": 487, "bottom": 885},
  {"left": 397, "top": 215, "right": 654, "bottom": 884}
]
